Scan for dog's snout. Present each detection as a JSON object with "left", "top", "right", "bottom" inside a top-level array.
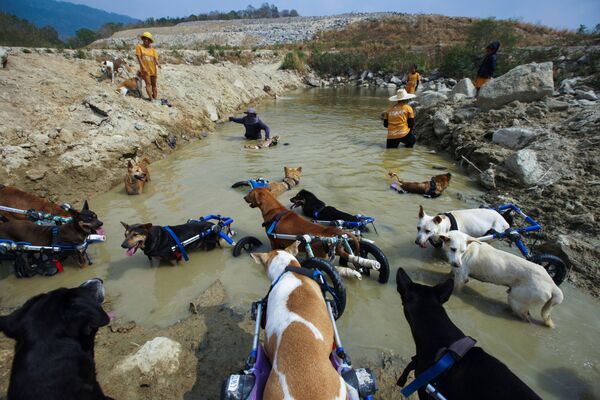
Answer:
[{"left": 80, "top": 278, "right": 105, "bottom": 303}]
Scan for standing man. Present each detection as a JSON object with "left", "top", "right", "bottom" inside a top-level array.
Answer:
[
  {"left": 229, "top": 107, "right": 271, "bottom": 140},
  {"left": 405, "top": 64, "right": 421, "bottom": 94},
  {"left": 136, "top": 32, "right": 160, "bottom": 101},
  {"left": 382, "top": 89, "right": 416, "bottom": 149},
  {"left": 475, "top": 41, "right": 500, "bottom": 95}
]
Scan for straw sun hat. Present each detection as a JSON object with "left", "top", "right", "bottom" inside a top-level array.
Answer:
[
  {"left": 389, "top": 88, "right": 416, "bottom": 102},
  {"left": 140, "top": 32, "right": 154, "bottom": 42}
]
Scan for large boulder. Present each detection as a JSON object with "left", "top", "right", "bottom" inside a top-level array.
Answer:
[
  {"left": 450, "top": 78, "right": 476, "bottom": 98},
  {"left": 432, "top": 107, "right": 453, "bottom": 137},
  {"left": 492, "top": 127, "right": 538, "bottom": 150},
  {"left": 117, "top": 337, "right": 182, "bottom": 376},
  {"left": 477, "top": 62, "right": 554, "bottom": 110},
  {"left": 0, "top": 48, "right": 7, "bottom": 68},
  {"left": 418, "top": 91, "right": 447, "bottom": 109},
  {"left": 504, "top": 149, "right": 544, "bottom": 186}
]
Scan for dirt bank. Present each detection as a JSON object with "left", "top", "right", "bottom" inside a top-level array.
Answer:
[
  {"left": 0, "top": 280, "right": 409, "bottom": 400},
  {"left": 0, "top": 48, "right": 303, "bottom": 203}
]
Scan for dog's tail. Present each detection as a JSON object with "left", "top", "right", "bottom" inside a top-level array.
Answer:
[
  {"left": 387, "top": 171, "right": 402, "bottom": 183},
  {"left": 541, "top": 286, "right": 564, "bottom": 328},
  {"left": 336, "top": 232, "right": 360, "bottom": 260}
]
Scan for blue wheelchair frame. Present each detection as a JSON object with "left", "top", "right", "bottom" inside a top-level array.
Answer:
[{"left": 168, "top": 214, "right": 236, "bottom": 257}]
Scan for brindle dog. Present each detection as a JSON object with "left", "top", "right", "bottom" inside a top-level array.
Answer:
[
  {"left": 0, "top": 184, "right": 71, "bottom": 221},
  {"left": 389, "top": 172, "right": 452, "bottom": 198}
]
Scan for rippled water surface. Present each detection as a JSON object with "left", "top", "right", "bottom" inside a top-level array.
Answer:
[{"left": 1, "top": 87, "right": 599, "bottom": 399}]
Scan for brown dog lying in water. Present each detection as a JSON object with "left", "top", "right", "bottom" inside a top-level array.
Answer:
[
  {"left": 124, "top": 157, "right": 151, "bottom": 195},
  {"left": 268, "top": 166, "right": 302, "bottom": 197},
  {"left": 388, "top": 172, "right": 452, "bottom": 198},
  {"left": 0, "top": 184, "right": 71, "bottom": 221}
]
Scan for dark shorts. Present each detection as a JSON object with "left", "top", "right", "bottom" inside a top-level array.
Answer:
[{"left": 387, "top": 133, "right": 416, "bottom": 149}]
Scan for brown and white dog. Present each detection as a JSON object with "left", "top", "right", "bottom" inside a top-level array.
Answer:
[
  {"left": 250, "top": 241, "right": 355, "bottom": 399},
  {"left": 116, "top": 71, "right": 144, "bottom": 97},
  {"left": 388, "top": 172, "right": 452, "bottom": 198},
  {"left": 124, "top": 157, "right": 150, "bottom": 195},
  {"left": 0, "top": 184, "right": 71, "bottom": 221},
  {"left": 244, "top": 136, "right": 280, "bottom": 150},
  {"left": 268, "top": 166, "right": 302, "bottom": 197},
  {"left": 100, "top": 58, "right": 132, "bottom": 83}
]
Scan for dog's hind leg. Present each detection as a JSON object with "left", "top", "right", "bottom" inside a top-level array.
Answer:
[{"left": 541, "top": 288, "right": 563, "bottom": 328}]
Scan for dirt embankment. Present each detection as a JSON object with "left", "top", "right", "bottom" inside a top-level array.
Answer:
[{"left": 0, "top": 48, "right": 303, "bottom": 203}]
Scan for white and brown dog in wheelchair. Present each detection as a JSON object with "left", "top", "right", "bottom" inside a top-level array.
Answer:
[{"left": 439, "top": 230, "right": 563, "bottom": 328}]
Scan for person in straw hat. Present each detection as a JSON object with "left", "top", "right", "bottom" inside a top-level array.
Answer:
[
  {"left": 135, "top": 32, "right": 160, "bottom": 101},
  {"left": 382, "top": 88, "right": 416, "bottom": 148},
  {"left": 228, "top": 107, "right": 271, "bottom": 140}
]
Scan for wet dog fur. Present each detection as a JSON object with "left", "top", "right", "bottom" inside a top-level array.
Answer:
[
  {"left": 0, "top": 184, "right": 71, "bottom": 221},
  {"left": 124, "top": 157, "right": 151, "bottom": 195},
  {"left": 290, "top": 189, "right": 361, "bottom": 222},
  {"left": 389, "top": 172, "right": 452, "bottom": 197},
  {"left": 120, "top": 220, "right": 219, "bottom": 265},
  {"left": 268, "top": 166, "right": 302, "bottom": 197},
  {"left": 0, "top": 279, "right": 112, "bottom": 400}
]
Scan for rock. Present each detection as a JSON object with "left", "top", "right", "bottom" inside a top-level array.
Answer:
[
  {"left": 118, "top": 337, "right": 182, "bottom": 376},
  {"left": 386, "top": 83, "right": 397, "bottom": 89},
  {"left": 390, "top": 76, "right": 403, "bottom": 85},
  {"left": 545, "top": 98, "right": 569, "bottom": 111},
  {"left": 205, "top": 103, "right": 219, "bottom": 121},
  {"left": 432, "top": 107, "right": 452, "bottom": 137},
  {"left": 449, "top": 93, "right": 468, "bottom": 102},
  {"left": 480, "top": 164, "right": 496, "bottom": 190},
  {"left": 492, "top": 127, "right": 538, "bottom": 150},
  {"left": 0, "top": 48, "right": 8, "bottom": 68},
  {"left": 575, "top": 90, "right": 598, "bottom": 101},
  {"left": 452, "top": 107, "right": 479, "bottom": 123},
  {"left": 367, "top": 72, "right": 374, "bottom": 80},
  {"left": 450, "top": 78, "right": 476, "bottom": 98},
  {"left": 26, "top": 169, "right": 46, "bottom": 181},
  {"left": 84, "top": 96, "right": 112, "bottom": 116},
  {"left": 504, "top": 149, "right": 544, "bottom": 186},
  {"left": 477, "top": 62, "right": 554, "bottom": 110},
  {"left": 134, "top": 123, "right": 143, "bottom": 130},
  {"left": 31, "top": 133, "right": 50, "bottom": 147},
  {"left": 418, "top": 91, "right": 447, "bottom": 108},
  {"left": 306, "top": 77, "right": 321, "bottom": 87},
  {"left": 189, "top": 279, "right": 227, "bottom": 313}
]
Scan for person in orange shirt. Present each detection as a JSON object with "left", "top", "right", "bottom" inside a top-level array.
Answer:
[
  {"left": 405, "top": 64, "right": 421, "bottom": 94},
  {"left": 136, "top": 32, "right": 160, "bottom": 101},
  {"left": 382, "top": 89, "right": 416, "bottom": 148}
]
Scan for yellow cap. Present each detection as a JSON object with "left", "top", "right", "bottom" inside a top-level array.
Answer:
[{"left": 140, "top": 32, "right": 154, "bottom": 42}]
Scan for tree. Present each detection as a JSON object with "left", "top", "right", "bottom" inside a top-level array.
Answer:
[
  {"left": 66, "top": 28, "right": 100, "bottom": 48},
  {"left": 466, "top": 18, "right": 519, "bottom": 53},
  {"left": 290, "top": 9, "right": 299, "bottom": 17},
  {"left": 577, "top": 24, "right": 587, "bottom": 34}
]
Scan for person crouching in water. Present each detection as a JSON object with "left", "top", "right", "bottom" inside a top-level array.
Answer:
[
  {"left": 475, "top": 41, "right": 500, "bottom": 95},
  {"left": 405, "top": 64, "right": 421, "bottom": 94},
  {"left": 382, "top": 89, "right": 416, "bottom": 149},
  {"left": 136, "top": 32, "right": 160, "bottom": 101},
  {"left": 229, "top": 107, "right": 270, "bottom": 140}
]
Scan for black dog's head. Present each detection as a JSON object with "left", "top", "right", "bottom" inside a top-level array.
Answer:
[
  {"left": 120, "top": 221, "right": 152, "bottom": 256},
  {"left": 396, "top": 268, "right": 454, "bottom": 328},
  {"left": 289, "top": 189, "right": 315, "bottom": 209},
  {"left": 0, "top": 279, "right": 109, "bottom": 343},
  {"left": 69, "top": 200, "right": 104, "bottom": 235}
]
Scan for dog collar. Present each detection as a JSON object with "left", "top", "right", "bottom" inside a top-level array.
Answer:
[
  {"left": 283, "top": 177, "right": 298, "bottom": 190},
  {"left": 442, "top": 212, "right": 458, "bottom": 231}
]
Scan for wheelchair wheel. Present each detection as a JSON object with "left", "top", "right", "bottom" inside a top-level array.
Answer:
[
  {"left": 529, "top": 253, "right": 567, "bottom": 286},
  {"left": 301, "top": 257, "right": 346, "bottom": 319},
  {"left": 232, "top": 236, "right": 263, "bottom": 257},
  {"left": 231, "top": 181, "right": 250, "bottom": 189}
]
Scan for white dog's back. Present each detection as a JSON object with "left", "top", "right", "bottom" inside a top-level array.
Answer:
[{"left": 451, "top": 209, "right": 509, "bottom": 237}]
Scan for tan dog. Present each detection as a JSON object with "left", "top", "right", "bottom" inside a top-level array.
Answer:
[
  {"left": 250, "top": 241, "right": 352, "bottom": 399},
  {"left": 389, "top": 172, "right": 452, "bottom": 198},
  {"left": 124, "top": 157, "right": 150, "bottom": 195},
  {"left": 117, "top": 71, "right": 144, "bottom": 97},
  {"left": 244, "top": 136, "right": 280, "bottom": 150},
  {"left": 268, "top": 166, "right": 302, "bottom": 197}
]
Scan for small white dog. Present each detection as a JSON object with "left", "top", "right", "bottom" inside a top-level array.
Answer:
[
  {"left": 415, "top": 205, "right": 510, "bottom": 248},
  {"left": 439, "top": 230, "right": 563, "bottom": 328}
]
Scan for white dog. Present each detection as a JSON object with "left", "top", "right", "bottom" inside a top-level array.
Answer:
[
  {"left": 439, "top": 230, "right": 563, "bottom": 328},
  {"left": 415, "top": 205, "right": 510, "bottom": 248}
]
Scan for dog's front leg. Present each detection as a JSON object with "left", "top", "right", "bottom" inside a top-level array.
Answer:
[{"left": 452, "top": 269, "right": 468, "bottom": 292}]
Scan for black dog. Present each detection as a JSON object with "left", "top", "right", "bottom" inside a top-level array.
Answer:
[
  {"left": 120, "top": 220, "right": 219, "bottom": 264},
  {"left": 395, "top": 268, "right": 541, "bottom": 400},
  {"left": 0, "top": 279, "right": 112, "bottom": 400},
  {"left": 290, "top": 189, "right": 361, "bottom": 222}
]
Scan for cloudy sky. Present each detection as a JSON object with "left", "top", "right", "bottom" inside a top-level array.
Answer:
[{"left": 72, "top": 0, "right": 599, "bottom": 30}]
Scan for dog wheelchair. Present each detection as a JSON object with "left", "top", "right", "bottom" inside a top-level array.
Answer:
[
  {"left": 0, "top": 234, "right": 105, "bottom": 278},
  {"left": 231, "top": 178, "right": 270, "bottom": 191},
  {"left": 477, "top": 204, "right": 568, "bottom": 286},
  {"left": 222, "top": 258, "right": 378, "bottom": 400},
  {"left": 0, "top": 204, "right": 72, "bottom": 225}
]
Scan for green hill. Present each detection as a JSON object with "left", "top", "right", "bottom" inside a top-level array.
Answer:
[{"left": 0, "top": 11, "right": 64, "bottom": 47}]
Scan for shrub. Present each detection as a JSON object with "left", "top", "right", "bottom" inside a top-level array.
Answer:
[
  {"left": 75, "top": 49, "right": 87, "bottom": 59},
  {"left": 280, "top": 49, "right": 307, "bottom": 73},
  {"left": 439, "top": 46, "right": 476, "bottom": 79}
]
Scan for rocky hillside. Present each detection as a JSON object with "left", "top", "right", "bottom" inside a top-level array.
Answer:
[{"left": 0, "top": 48, "right": 302, "bottom": 202}]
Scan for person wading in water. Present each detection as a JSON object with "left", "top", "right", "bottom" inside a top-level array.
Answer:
[
  {"left": 229, "top": 107, "right": 271, "bottom": 140},
  {"left": 382, "top": 89, "right": 416, "bottom": 149},
  {"left": 136, "top": 32, "right": 160, "bottom": 101},
  {"left": 475, "top": 41, "right": 500, "bottom": 95},
  {"left": 405, "top": 64, "right": 421, "bottom": 94}
]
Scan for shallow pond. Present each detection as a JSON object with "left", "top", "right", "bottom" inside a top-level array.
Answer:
[{"left": 1, "top": 87, "right": 599, "bottom": 399}]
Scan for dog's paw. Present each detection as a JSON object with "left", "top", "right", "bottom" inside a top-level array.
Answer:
[{"left": 337, "top": 267, "right": 362, "bottom": 280}]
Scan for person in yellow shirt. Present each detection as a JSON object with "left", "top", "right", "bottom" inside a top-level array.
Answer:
[
  {"left": 135, "top": 32, "right": 160, "bottom": 100},
  {"left": 382, "top": 89, "right": 416, "bottom": 148},
  {"left": 405, "top": 64, "right": 421, "bottom": 94}
]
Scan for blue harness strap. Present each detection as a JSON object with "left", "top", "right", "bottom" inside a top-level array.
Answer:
[
  {"left": 400, "top": 352, "right": 456, "bottom": 397},
  {"left": 164, "top": 226, "right": 189, "bottom": 262},
  {"left": 313, "top": 205, "right": 326, "bottom": 219},
  {"left": 248, "top": 179, "right": 269, "bottom": 189},
  {"left": 265, "top": 210, "right": 288, "bottom": 235}
]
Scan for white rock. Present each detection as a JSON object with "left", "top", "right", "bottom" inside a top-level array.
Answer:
[
  {"left": 504, "top": 149, "right": 544, "bottom": 186},
  {"left": 386, "top": 83, "right": 397, "bottom": 89},
  {"left": 418, "top": 91, "right": 448, "bottom": 108},
  {"left": 477, "top": 62, "right": 554, "bottom": 110},
  {"left": 118, "top": 337, "right": 181, "bottom": 376},
  {"left": 433, "top": 107, "right": 452, "bottom": 137},
  {"left": 448, "top": 93, "right": 468, "bottom": 102},
  {"left": 492, "top": 127, "right": 538, "bottom": 150},
  {"left": 0, "top": 48, "right": 8, "bottom": 68},
  {"left": 450, "top": 78, "right": 476, "bottom": 98},
  {"left": 575, "top": 90, "right": 598, "bottom": 101}
]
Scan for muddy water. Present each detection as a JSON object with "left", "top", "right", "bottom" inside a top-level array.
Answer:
[{"left": 1, "top": 87, "right": 599, "bottom": 399}]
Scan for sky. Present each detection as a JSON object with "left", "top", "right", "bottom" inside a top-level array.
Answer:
[{"left": 70, "top": 0, "right": 599, "bottom": 31}]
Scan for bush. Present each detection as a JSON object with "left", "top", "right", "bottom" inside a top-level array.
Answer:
[
  {"left": 280, "top": 49, "right": 307, "bottom": 73},
  {"left": 439, "top": 46, "right": 476, "bottom": 79},
  {"left": 75, "top": 49, "right": 87, "bottom": 59}
]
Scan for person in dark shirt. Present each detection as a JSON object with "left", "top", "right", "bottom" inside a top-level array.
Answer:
[
  {"left": 475, "top": 41, "right": 500, "bottom": 95},
  {"left": 228, "top": 107, "right": 270, "bottom": 140}
]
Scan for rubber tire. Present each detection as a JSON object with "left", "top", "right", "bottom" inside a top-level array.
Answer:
[
  {"left": 232, "top": 236, "right": 263, "bottom": 257},
  {"left": 341, "top": 240, "right": 390, "bottom": 284},
  {"left": 301, "top": 257, "right": 346, "bottom": 319},
  {"left": 529, "top": 253, "right": 567, "bottom": 286},
  {"left": 231, "top": 180, "right": 250, "bottom": 189}
]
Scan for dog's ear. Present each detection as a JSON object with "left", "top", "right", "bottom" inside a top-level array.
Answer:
[
  {"left": 285, "top": 241, "right": 300, "bottom": 256},
  {"left": 297, "top": 167, "right": 302, "bottom": 172},
  {"left": 433, "top": 215, "right": 443, "bottom": 224},
  {"left": 418, "top": 205, "right": 424, "bottom": 218},
  {"left": 127, "top": 160, "right": 134, "bottom": 169},
  {"left": 396, "top": 268, "right": 413, "bottom": 299},
  {"left": 0, "top": 314, "right": 20, "bottom": 338},
  {"left": 467, "top": 238, "right": 480, "bottom": 246},
  {"left": 434, "top": 278, "right": 454, "bottom": 304},
  {"left": 120, "top": 221, "right": 129, "bottom": 230},
  {"left": 82, "top": 200, "right": 89, "bottom": 211},
  {"left": 250, "top": 252, "right": 269, "bottom": 265},
  {"left": 447, "top": 173, "right": 452, "bottom": 179},
  {"left": 142, "top": 223, "right": 153, "bottom": 231},
  {"left": 438, "top": 234, "right": 450, "bottom": 243}
]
